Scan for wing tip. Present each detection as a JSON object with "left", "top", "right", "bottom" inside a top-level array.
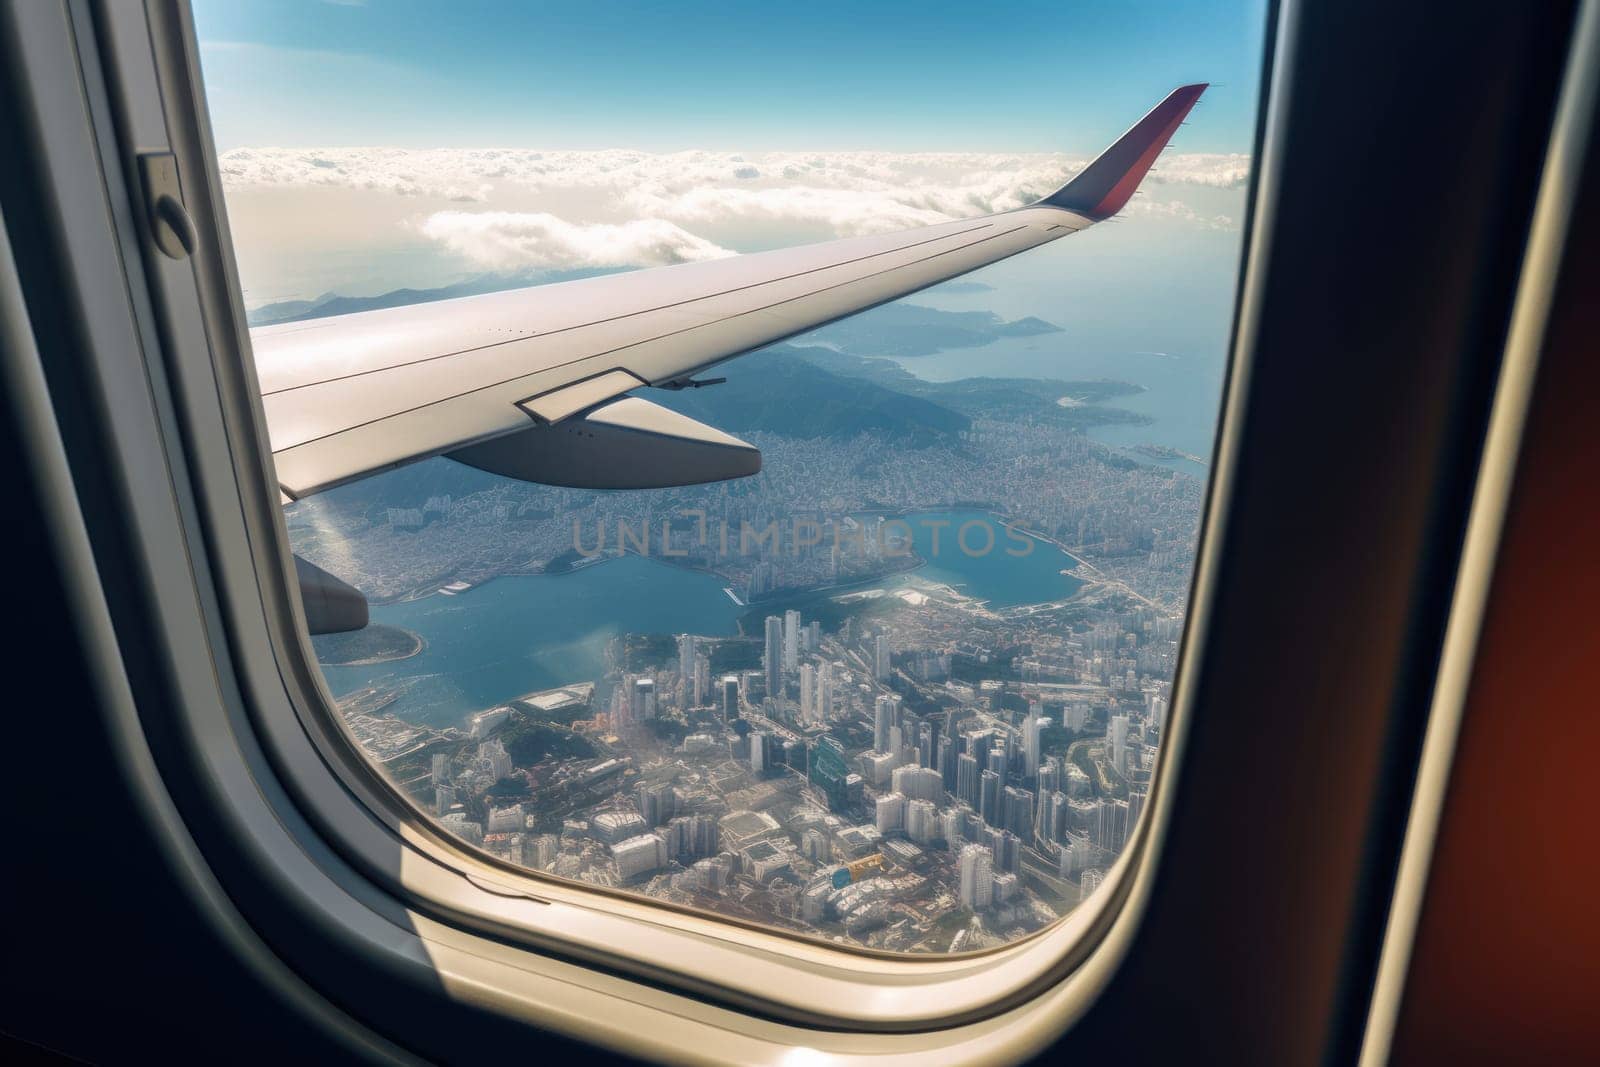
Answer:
[{"left": 1039, "top": 83, "right": 1210, "bottom": 220}]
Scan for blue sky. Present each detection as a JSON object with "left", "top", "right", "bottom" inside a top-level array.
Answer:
[{"left": 193, "top": 0, "right": 1269, "bottom": 153}]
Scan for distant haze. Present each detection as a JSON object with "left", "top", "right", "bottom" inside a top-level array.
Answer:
[{"left": 219, "top": 146, "right": 1250, "bottom": 305}]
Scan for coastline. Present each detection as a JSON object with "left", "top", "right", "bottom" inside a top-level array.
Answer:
[{"left": 356, "top": 505, "right": 1087, "bottom": 619}]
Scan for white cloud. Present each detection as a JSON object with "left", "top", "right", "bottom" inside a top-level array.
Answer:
[
  {"left": 417, "top": 210, "right": 734, "bottom": 270},
  {"left": 1124, "top": 198, "right": 1236, "bottom": 230},
  {"left": 216, "top": 147, "right": 1251, "bottom": 282},
  {"left": 1148, "top": 153, "right": 1252, "bottom": 189},
  {"left": 217, "top": 146, "right": 1250, "bottom": 205}
]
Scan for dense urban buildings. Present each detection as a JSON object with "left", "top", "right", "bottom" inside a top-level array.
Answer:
[{"left": 312, "top": 326, "right": 1202, "bottom": 955}]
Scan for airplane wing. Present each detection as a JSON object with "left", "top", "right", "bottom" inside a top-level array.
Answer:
[{"left": 255, "top": 84, "right": 1206, "bottom": 501}]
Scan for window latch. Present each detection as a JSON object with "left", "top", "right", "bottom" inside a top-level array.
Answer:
[{"left": 137, "top": 150, "right": 197, "bottom": 260}]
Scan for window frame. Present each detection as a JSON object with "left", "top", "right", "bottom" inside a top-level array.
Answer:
[
  {"left": 70, "top": 0, "right": 1283, "bottom": 1041},
  {"left": 12, "top": 0, "right": 1580, "bottom": 1060}
]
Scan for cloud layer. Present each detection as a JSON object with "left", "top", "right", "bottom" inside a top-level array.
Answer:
[
  {"left": 218, "top": 147, "right": 1249, "bottom": 273},
  {"left": 418, "top": 211, "right": 733, "bottom": 270}
]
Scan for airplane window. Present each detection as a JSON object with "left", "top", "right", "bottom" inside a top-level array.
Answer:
[{"left": 192, "top": 0, "right": 1267, "bottom": 955}]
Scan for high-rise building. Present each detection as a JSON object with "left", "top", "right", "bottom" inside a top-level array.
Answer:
[
  {"left": 891, "top": 764, "right": 942, "bottom": 804},
  {"left": 632, "top": 677, "right": 656, "bottom": 722},
  {"left": 676, "top": 634, "right": 697, "bottom": 688},
  {"left": 806, "top": 620, "right": 821, "bottom": 651},
  {"left": 958, "top": 844, "right": 994, "bottom": 910},
  {"left": 986, "top": 745, "right": 1008, "bottom": 779},
  {"left": 937, "top": 735, "right": 957, "bottom": 793},
  {"left": 801, "top": 828, "right": 830, "bottom": 863},
  {"left": 989, "top": 828, "right": 1021, "bottom": 874},
  {"left": 478, "top": 738, "right": 512, "bottom": 781},
  {"left": 1048, "top": 790, "right": 1070, "bottom": 844},
  {"left": 979, "top": 769, "right": 1001, "bottom": 827},
  {"left": 940, "top": 806, "right": 966, "bottom": 848},
  {"left": 1110, "top": 713, "right": 1129, "bottom": 774},
  {"left": 1107, "top": 797, "right": 1130, "bottom": 853},
  {"left": 1128, "top": 788, "right": 1148, "bottom": 834},
  {"left": 783, "top": 609, "right": 801, "bottom": 671},
  {"left": 636, "top": 781, "right": 677, "bottom": 828},
  {"left": 610, "top": 681, "right": 631, "bottom": 732},
  {"left": 486, "top": 804, "right": 524, "bottom": 834},
  {"left": 1023, "top": 715, "right": 1045, "bottom": 778},
  {"left": 1059, "top": 831, "right": 1090, "bottom": 876},
  {"left": 692, "top": 653, "right": 711, "bottom": 708},
  {"left": 873, "top": 694, "right": 896, "bottom": 753},
  {"left": 613, "top": 833, "right": 670, "bottom": 882},
  {"left": 430, "top": 753, "right": 451, "bottom": 787},
  {"left": 720, "top": 675, "right": 740, "bottom": 723},
  {"left": 957, "top": 753, "right": 980, "bottom": 808},
  {"left": 873, "top": 633, "right": 892, "bottom": 681},
  {"left": 918, "top": 721, "right": 935, "bottom": 770},
  {"left": 662, "top": 814, "right": 719, "bottom": 860},
  {"left": 992, "top": 871, "right": 1019, "bottom": 906},
  {"left": 433, "top": 784, "right": 456, "bottom": 816},
  {"left": 1038, "top": 756, "right": 1061, "bottom": 797},
  {"left": 1002, "top": 785, "right": 1035, "bottom": 842},
  {"left": 863, "top": 751, "right": 897, "bottom": 788},
  {"left": 750, "top": 730, "right": 768, "bottom": 774},
  {"left": 799, "top": 664, "right": 816, "bottom": 723},
  {"left": 1065, "top": 703, "right": 1089, "bottom": 732},
  {"left": 906, "top": 799, "right": 937, "bottom": 845},
  {"left": 809, "top": 736, "right": 852, "bottom": 812},
  {"left": 814, "top": 661, "right": 832, "bottom": 722},
  {"left": 874, "top": 791, "right": 907, "bottom": 834},
  {"left": 764, "top": 616, "right": 784, "bottom": 698}
]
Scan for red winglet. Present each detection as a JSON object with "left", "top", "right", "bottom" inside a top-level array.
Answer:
[{"left": 1040, "top": 83, "right": 1208, "bottom": 219}]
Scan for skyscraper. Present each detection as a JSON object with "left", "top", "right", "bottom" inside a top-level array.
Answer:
[
  {"left": 957, "top": 753, "right": 979, "bottom": 808},
  {"left": 873, "top": 633, "right": 891, "bottom": 681},
  {"left": 720, "top": 675, "right": 740, "bottom": 723},
  {"left": 906, "top": 799, "right": 937, "bottom": 845},
  {"left": 632, "top": 677, "right": 656, "bottom": 722},
  {"left": 676, "top": 634, "right": 697, "bottom": 687},
  {"left": 941, "top": 806, "right": 966, "bottom": 849},
  {"left": 1003, "top": 785, "right": 1035, "bottom": 841},
  {"left": 891, "top": 765, "right": 942, "bottom": 804},
  {"left": 814, "top": 661, "right": 832, "bottom": 723},
  {"left": 1023, "top": 715, "right": 1045, "bottom": 778},
  {"left": 979, "top": 769, "right": 1001, "bottom": 827},
  {"left": 1065, "top": 703, "right": 1089, "bottom": 732},
  {"left": 873, "top": 694, "right": 896, "bottom": 753},
  {"left": 691, "top": 653, "right": 710, "bottom": 708},
  {"left": 937, "top": 736, "right": 957, "bottom": 793},
  {"left": 799, "top": 663, "right": 815, "bottom": 723},
  {"left": 808, "top": 736, "right": 852, "bottom": 812},
  {"left": 958, "top": 844, "right": 994, "bottom": 910},
  {"left": 1110, "top": 713, "right": 1129, "bottom": 774},
  {"left": 874, "top": 791, "right": 906, "bottom": 834},
  {"left": 989, "top": 828, "right": 1021, "bottom": 874},
  {"left": 764, "top": 616, "right": 783, "bottom": 698},
  {"left": 1038, "top": 756, "right": 1061, "bottom": 797},
  {"left": 783, "top": 609, "right": 801, "bottom": 671}
]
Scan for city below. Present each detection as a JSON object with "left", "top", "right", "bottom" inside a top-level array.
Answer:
[
  {"left": 332, "top": 507, "right": 1185, "bottom": 955},
  {"left": 305, "top": 303, "right": 1201, "bottom": 956}
]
